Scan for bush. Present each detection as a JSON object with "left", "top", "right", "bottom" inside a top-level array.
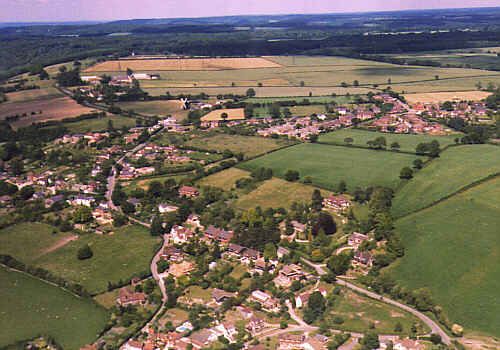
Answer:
[
  {"left": 77, "top": 244, "right": 93, "bottom": 260},
  {"left": 284, "top": 170, "right": 300, "bottom": 182}
]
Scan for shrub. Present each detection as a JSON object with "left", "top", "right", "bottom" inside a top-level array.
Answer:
[{"left": 77, "top": 244, "right": 93, "bottom": 260}]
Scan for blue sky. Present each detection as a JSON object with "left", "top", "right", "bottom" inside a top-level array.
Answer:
[{"left": 1, "top": 0, "right": 500, "bottom": 22}]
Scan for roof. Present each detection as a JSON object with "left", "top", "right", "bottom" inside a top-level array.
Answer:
[{"left": 227, "top": 243, "right": 245, "bottom": 253}]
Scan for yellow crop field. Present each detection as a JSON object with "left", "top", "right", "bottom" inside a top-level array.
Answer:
[
  {"left": 403, "top": 91, "right": 493, "bottom": 103},
  {"left": 201, "top": 108, "right": 245, "bottom": 121},
  {"left": 85, "top": 57, "right": 282, "bottom": 72}
]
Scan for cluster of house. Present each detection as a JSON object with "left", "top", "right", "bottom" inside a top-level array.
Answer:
[
  {"left": 369, "top": 112, "right": 445, "bottom": 135},
  {"left": 54, "top": 132, "right": 109, "bottom": 145},
  {"left": 256, "top": 116, "right": 341, "bottom": 140},
  {"left": 348, "top": 232, "right": 374, "bottom": 268},
  {"left": 412, "top": 101, "right": 489, "bottom": 121},
  {"left": 322, "top": 196, "right": 352, "bottom": 212}
]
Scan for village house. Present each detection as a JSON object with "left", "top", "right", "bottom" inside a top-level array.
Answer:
[
  {"left": 161, "top": 246, "right": 184, "bottom": 262},
  {"left": 92, "top": 208, "right": 113, "bottom": 225},
  {"left": 280, "top": 264, "right": 306, "bottom": 283},
  {"left": 159, "top": 203, "right": 179, "bottom": 213},
  {"left": 277, "top": 246, "right": 290, "bottom": 259},
  {"left": 170, "top": 225, "right": 194, "bottom": 244},
  {"left": 212, "top": 288, "right": 236, "bottom": 304},
  {"left": 70, "top": 194, "right": 95, "bottom": 207},
  {"left": 246, "top": 316, "right": 265, "bottom": 334},
  {"left": 323, "top": 196, "right": 351, "bottom": 211},
  {"left": 45, "top": 194, "right": 65, "bottom": 208},
  {"left": 379, "top": 337, "right": 426, "bottom": 350},
  {"left": 249, "top": 290, "right": 280, "bottom": 312},
  {"left": 116, "top": 287, "right": 147, "bottom": 306},
  {"left": 169, "top": 261, "right": 195, "bottom": 278},
  {"left": 185, "top": 213, "right": 203, "bottom": 229},
  {"left": 190, "top": 329, "right": 218, "bottom": 349},
  {"left": 353, "top": 251, "right": 373, "bottom": 267},
  {"left": 348, "top": 232, "right": 368, "bottom": 248},
  {"left": 213, "top": 322, "right": 238, "bottom": 342},
  {"left": 179, "top": 185, "right": 200, "bottom": 198},
  {"left": 295, "top": 287, "right": 327, "bottom": 308},
  {"left": 278, "top": 334, "right": 306, "bottom": 350},
  {"left": 226, "top": 243, "right": 245, "bottom": 257},
  {"left": 241, "top": 248, "right": 261, "bottom": 262}
]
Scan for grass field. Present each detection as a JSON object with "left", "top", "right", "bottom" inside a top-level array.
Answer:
[
  {"left": 289, "top": 105, "right": 328, "bottom": 116},
  {"left": 0, "top": 96, "right": 98, "bottom": 129},
  {"left": 392, "top": 145, "right": 500, "bottom": 217},
  {"left": 403, "top": 91, "right": 492, "bottom": 104},
  {"left": 0, "top": 222, "right": 74, "bottom": 263},
  {"left": 197, "top": 168, "right": 251, "bottom": 191},
  {"left": 200, "top": 108, "right": 245, "bottom": 121},
  {"left": 238, "top": 143, "right": 422, "bottom": 192},
  {"left": 319, "top": 129, "right": 459, "bottom": 153},
  {"left": 235, "top": 177, "right": 333, "bottom": 210},
  {"left": 116, "top": 100, "right": 189, "bottom": 120},
  {"left": 185, "top": 133, "right": 295, "bottom": 158},
  {"left": 391, "top": 177, "right": 500, "bottom": 337},
  {"left": 124, "top": 174, "right": 187, "bottom": 193},
  {"left": 59, "top": 114, "right": 137, "bottom": 133},
  {"left": 4, "top": 88, "right": 64, "bottom": 104},
  {"left": 0, "top": 266, "right": 108, "bottom": 349},
  {"left": 244, "top": 95, "right": 355, "bottom": 104},
  {"left": 34, "top": 225, "right": 161, "bottom": 294}
]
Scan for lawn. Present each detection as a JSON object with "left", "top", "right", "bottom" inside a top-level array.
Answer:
[
  {"left": 0, "top": 266, "right": 108, "bottom": 349},
  {"left": 324, "top": 289, "right": 426, "bottom": 335},
  {"left": 197, "top": 167, "right": 251, "bottom": 191},
  {"left": 319, "top": 129, "right": 459, "bottom": 153},
  {"left": 390, "top": 177, "right": 500, "bottom": 337},
  {"left": 185, "top": 133, "right": 295, "bottom": 159},
  {"left": 34, "top": 225, "right": 161, "bottom": 294},
  {"left": 392, "top": 144, "right": 500, "bottom": 217},
  {"left": 116, "top": 100, "right": 189, "bottom": 120},
  {"left": 238, "top": 143, "right": 422, "bottom": 192},
  {"left": 235, "top": 177, "right": 333, "bottom": 210},
  {"left": 0, "top": 222, "right": 74, "bottom": 263}
]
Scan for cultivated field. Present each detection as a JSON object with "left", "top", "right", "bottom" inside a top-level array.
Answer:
[
  {"left": 200, "top": 108, "right": 245, "bottom": 121},
  {"left": 0, "top": 96, "right": 98, "bottom": 129},
  {"left": 319, "top": 129, "right": 459, "bottom": 153},
  {"left": 289, "top": 105, "right": 327, "bottom": 116},
  {"left": 197, "top": 168, "right": 251, "bottom": 191},
  {"left": 185, "top": 133, "right": 295, "bottom": 158},
  {"left": 34, "top": 225, "right": 161, "bottom": 294},
  {"left": 238, "top": 143, "right": 422, "bottom": 192},
  {"left": 116, "top": 100, "right": 189, "bottom": 120},
  {"left": 403, "top": 91, "right": 492, "bottom": 104},
  {"left": 85, "top": 57, "right": 282, "bottom": 72},
  {"left": 0, "top": 266, "right": 108, "bottom": 349},
  {"left": 391, "top": 177, "right": 500, "bottom": 337},
  {"left": 235, "top": 177, "right": 333, "bottom": 210},
  {"left": 392, "top": 145, "right": 500, "bottom": 217},
  {"left": 4, "top": 87, "right": 64, "bottom": 104},
  {"left": 0, "top": 222, "right": 74, "bottom": 263}
]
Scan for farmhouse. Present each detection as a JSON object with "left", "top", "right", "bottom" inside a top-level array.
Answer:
[
  {"left": 353, "top": 251, "right": 373, "bottom": 267},
  {"left": 323, "top": 196, "right": 351, "bottom": 211},
  {"left": 249, "top": 290, "right": 280, "bottom": 312},
  {"left": 179, "top": 185, "right": 200, "bottom": 198},
  {"left": 170, "top": 225, "right": 194, "bottom": 244},
  {"left": 159, "top": 203, "right": 179, "bottom": 213},
  {"left": 117, "top": 287, "right": 147, "bottom": 306},
  {"left": 169, "top": 261, "right": 195, "bottom": 277},
  {"left": 278, "top": 334, "right": 306, "bottom": 349},
  {"left": 161, "top": 246, "right": 184, "bottom": 262},
  {"left": 246, "top": 316, "right": 265, "bottom": 334},
  {"left": 348, "top": 232, "right": 368, "bottom": 248}
]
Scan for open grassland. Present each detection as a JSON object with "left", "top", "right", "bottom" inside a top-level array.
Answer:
[
  {"left": 185, "top": 133, "right": 295, "bottom": 158},
  {"left": 60, "top": 114, "right": 136, "bottom": 133},
  {"left": 34, "top": 225, "right": 161, "bottom": 294},
  {"left": 238, "top": 143, "right": 421, "bottom": 192},
  {"left": 326, "top": 289, "right": 426, "bottom": 335},
  {"left": 319, "top": 129, "right": 459, "bottom": 153},
  {"left": 403, "top": 91, "right": 492, "bottom": 104},
  {"left": 235, "top": 177, "right": 333, "bottom": 210},
  {"left": 4, "top": 87, "right": 64, "bottom": 104},
  {"left": 198, "top": 168, "right": 251, "bottom": 191},
  {"left": 392, "top": 145, "right": 500, "bottom": 217},
  {"left": 85, "top": 57, "right": 281, "bottom": 72},
  {"left": 0, "top": 266, "right": 108, "bottom": 350},
  {"left": 0, "top": 96, "right": 98, "bottom": 129},
  {"left": 201, "top": 108, "right": 245, "bottom": 121},
  {"left": 244, "top": 95, "right": 355, "bottom": 104},
  {"left": 0, "top": 223, "right": 74, "bottom": 263},
  {"left": 391, "top": 177, "right": 500, "bottom": 337},
  {"left": 116, "top": 100, "right": 189, "bottom": 120}
]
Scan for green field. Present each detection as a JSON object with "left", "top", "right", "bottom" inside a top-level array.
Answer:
[
  {"left": 238, "top": 143, "right": 422, "bottom": 192},
  {"left": 391, "top": 177, "right": 500, "bottom": 337},
  {"left": 116, "top": 100, "right": 189, "bottom": 120},
  {"left": 4, "top": 87, "right": 64, "bottom": 104},
  {"left": 34, "top": 225, "right": 161, "bottom": 294},
  {"left": 244, "top": 95, "right": 355, "bottom": 104},
  {"left": 0, "top": 266, "right": 108, "bottom": 349},
  {"left": 392, "top": 145, "right": 500, "bottom": 217},
  {"left": 0, "top": 222, "right": 74, "bottom": 263},
  {"left": 185, "top": 133, "right": 295, "bottom": 159},
  {"left": 41, "top": 114, "right": 137, "bottom": 134},
  {"left": 235, "top": 177, "right": 333, "bottom": 210},
  {"left": 319, "top": 129, "right": 459, "bottom": 153},
  {"left": 197, "top": 167, "right": 251, "bottom": 191}
]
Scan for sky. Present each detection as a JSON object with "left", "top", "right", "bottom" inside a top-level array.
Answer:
[{"left": 1, "top": 0, "right": 500, "bottom": 22}]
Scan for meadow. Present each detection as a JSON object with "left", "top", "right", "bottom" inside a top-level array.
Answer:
[
  {"left": 60, "top": 114, "right": 137, "bottom": 133},
  {"left": 238, "top": 143, "right": 422, "bottom": 192},
  {"left": 4, "top": 87, "right": 64, "bottom": 104},
  {"left": 34, "top": 225, "right": 161, "bottom": 294},
  {"left": 391, "top": 177, "right": 500, "bottom": 337},
  {"left": 116, "top": 100, "right": 189, "bottom": 120},
  {"left": 197, "top": 168, "right": 251, "bottom": 191},
  {"left": 185, "top": 133, "right": 295, "bottom": 158},
  {"left": 319, "top": 129, "right": 459, "bottom": 153},
  {"left": 0, "top": 266, "right": 108, "bottom": 349},
  {"left": 235, "top": 177, "right": 333, "bottom": 210},
  {"left": 392, "top": 145, "right": 500, "bottom": 217}
]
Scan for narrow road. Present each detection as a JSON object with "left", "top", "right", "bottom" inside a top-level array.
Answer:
[{"left": 335, "top": 278, "right": 451, "bottom": 345}]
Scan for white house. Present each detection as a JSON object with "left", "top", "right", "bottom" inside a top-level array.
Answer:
[{"left": 159, "top": 203, "right": 179, "bottom": 213}]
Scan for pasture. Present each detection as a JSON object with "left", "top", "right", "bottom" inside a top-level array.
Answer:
[
  {"left": 391, "top": 177, "right": 500, "bottom": 337},
  {"left": 235, "top": 177, "right": 333, "bottom": 210},
  {"left": 392, "top": 145, "right": 500, "bottom": 217},
  {"left": 0, "top": 222, "right": 74, "bottom": 263},
  {"left": 185, "top": 133, "right": 295, "bottom": 158},
  {"left": 200, "top": 108, "right": 245, "bottom": 121},
  {"left": 85, "top": 57, "right": 282, "bottom": 72},
  {"left": 319, "top": 129, "right": 459, "bottom": 153},
  {"left": 403, "top": 91, "right": 492, "bottom": 104},
  {"left": 4, "top": 87, "right": 64, "bottom": 104},
  {"left": 60, "top": 114, "right": 137, "bottom": 133},
  {"left": 197, "top": 168, "right": 251, "bottom": 191},
  {"left": 34, "top": 225, "right": 161, "bottom": 294},
  {"left": 0, "top": 266, "right": 108, "bottom": 349},
  {"left": 116, "top": 100, "right": 189, "bottom": 120},
  {"left": 0, "top": 96, "right": 98, "bottom": 129},
  {"left": 238, "top": 143, "right": 422, "bottom": 192}
]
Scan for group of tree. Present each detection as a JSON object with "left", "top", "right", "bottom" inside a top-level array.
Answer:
[{"left": 415, "top": 140, "right": 440, "bottom": 157}]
